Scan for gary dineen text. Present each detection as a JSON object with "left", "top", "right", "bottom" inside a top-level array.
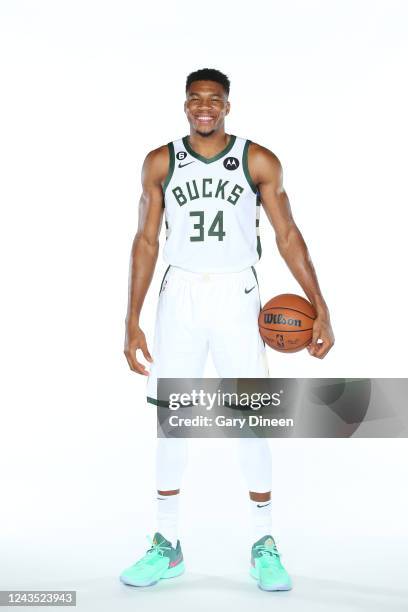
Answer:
[{"left": 167, "top": 415, "right": 294, "bottom": 429}]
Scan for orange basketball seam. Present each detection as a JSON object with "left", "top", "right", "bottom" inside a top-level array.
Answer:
[
  {"left": 261, "top": 306, "right": 316, "bottom": 318},
  {"left": 264, "top": 339, "right": 311, "bottom": 352},
  {"left": 258, "top": 326, "right": 313, "bottom": 333}
]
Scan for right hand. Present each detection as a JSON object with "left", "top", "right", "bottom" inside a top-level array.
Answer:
[{"left": 124, "top": 325, "right": 153, "bottom": 375}]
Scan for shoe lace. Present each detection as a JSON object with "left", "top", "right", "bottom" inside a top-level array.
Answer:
[
  {"left": 136, "top": 535, "right": 171, "bottom": 564},
  {"left": 254, "top": 543, "right": 281, "bottom": 565}
]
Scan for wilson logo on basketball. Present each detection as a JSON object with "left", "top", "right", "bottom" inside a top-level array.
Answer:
[{"left": 264, "top": 313, "right": 302, "bottom": 327}]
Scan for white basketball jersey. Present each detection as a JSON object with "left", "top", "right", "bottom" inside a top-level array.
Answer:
[{"left": 162, "top": 134, "right": 261, "bottom": 273}]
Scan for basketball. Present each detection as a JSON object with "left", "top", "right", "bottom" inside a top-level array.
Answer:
[{"left": 258, "top": 294, "right": 316, "bottom": 353}]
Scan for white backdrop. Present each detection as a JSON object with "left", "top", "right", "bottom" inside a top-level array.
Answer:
[{"left": 1, "top": 1, "right": 407, "bottom": 611}]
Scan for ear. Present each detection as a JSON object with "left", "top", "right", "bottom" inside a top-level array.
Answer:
[{"left": 225, "top": 100, "right": 231, "bottom": 115}]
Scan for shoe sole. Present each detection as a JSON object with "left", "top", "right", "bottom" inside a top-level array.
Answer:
[
  {"left": 250, "top": 567, "right": 292, "bottom": 591},
  {"left": 120, "top": 561, "right": 185, "bottom": 587}
]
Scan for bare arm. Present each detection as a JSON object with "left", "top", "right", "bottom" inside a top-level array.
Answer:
[
  {"left": 124, "top": 145, "right": 168, "bottom": 374},
  {"left": 248, "top": 143, "right": 335, "bottom": 359}
]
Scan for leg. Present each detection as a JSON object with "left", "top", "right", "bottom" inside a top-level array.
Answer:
[
  {"left": 237, "top": 437, "right": 272, "bottom": 540},
  {"left": 238, "top": 435, "right": 291, "bottom": 591},
  {"left": 209, "top": 267, "right": 291, "bottom": 590},
  {"left": 155, "top": 437, "right": 188, "bottom": 547},
  {"left": 121, "top": 268, "right": 207, "bottom": 587},
  {"left": 148, "top": 268, "right": 207, "bottom": 544},
  {"left": 209, "top": 268, "right": 271, "bottom": 521}
]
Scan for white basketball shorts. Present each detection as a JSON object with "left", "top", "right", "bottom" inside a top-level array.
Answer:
[{"left": 146, "top": 265, "right": 269, "bottom": 405}]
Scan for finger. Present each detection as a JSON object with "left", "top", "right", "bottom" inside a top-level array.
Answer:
[
  {"left": 132, "top": 356, "right": 150, "bottom": 375},
  {"left": 140, "top": 339, "right": 154, "bottom": 363},
  {"left": 124, "top": 349, "right": 149, "bottom": 375},
  {"left": 124, "top": 351, "right": 138, "bottom": 372},
  {"left": 308, "top": 338, "right": 318, "bottom": 355},
  {"left": 312, "top": 340, "right": 327, "bottom": 359},
  {"left": 317, "top": 340, "right": 334, "bottom": 359},
  {"left": 133, "top": 361, "right": 150, "bottom": 375},
  {"left": 135, "top": 347, "right": 151, "bottom": 375},
  {"left": 308, "top": 326, "right": 320, "bottom": 354}
]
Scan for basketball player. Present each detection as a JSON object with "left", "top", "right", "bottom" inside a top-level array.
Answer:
[{"left": 121, "top": 68, "right": 334, "bottom": 591}]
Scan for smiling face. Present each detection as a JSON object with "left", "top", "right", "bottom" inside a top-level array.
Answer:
[{"left": 184, "top": 80, "right": 230, "bottom": 136}]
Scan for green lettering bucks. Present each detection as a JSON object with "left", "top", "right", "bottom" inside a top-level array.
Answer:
[
  {"left": 227, "top": 184, "right": 244, "bottom": 205},
  {"left": 215, "top": 179, "right": 229, "bottom": 199},
  {"left": 203, "top": 178, "right": 212, "bottom": 197},
  {"left": 172, "top": 178, "right": 244, "bottom": 206},
  {"left": 172, "top": 186, "right": 187, "bottom": 206},
  {"left": 186, "top": 179, "right": 200, "bottom": 201}
]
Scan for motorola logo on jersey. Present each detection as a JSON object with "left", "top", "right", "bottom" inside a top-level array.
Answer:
[
  {"left": 223, "top": 156, "right": 240, "bottom": 170},
  {"left": 176, "top": 151, "right": 188, "bottom": 160},
  {"left": 264, "top": 314, "right": 302, "bottom": 327}
]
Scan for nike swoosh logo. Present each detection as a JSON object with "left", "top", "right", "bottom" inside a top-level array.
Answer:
[
  {"left": 245, "top": 286, "right": 256, "bottom": 294},
  {"left": 178, "top": 161, "right": 195, "bottom": 168},
  {"left": 168, "top": 557, "right": 183, "bottom": 567},
  {"left": 257, "top": 503, "right": 271, "bottom": 508}
]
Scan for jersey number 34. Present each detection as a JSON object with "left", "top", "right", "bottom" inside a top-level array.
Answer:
[{"left": 189, "top": 210, "right": 226, "bottom": 242}]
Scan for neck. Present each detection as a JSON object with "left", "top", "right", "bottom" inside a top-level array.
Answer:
[{"left": 188, "top": 128, "right": 229, "bottom": 156}]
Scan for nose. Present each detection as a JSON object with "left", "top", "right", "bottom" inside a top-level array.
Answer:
[{"left": 197, "top": 100, "right": 213, "bottom": 111}]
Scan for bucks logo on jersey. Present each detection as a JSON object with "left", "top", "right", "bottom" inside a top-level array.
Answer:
[{"left": 162, "top": 135, "right": 262, "bottom": 272}]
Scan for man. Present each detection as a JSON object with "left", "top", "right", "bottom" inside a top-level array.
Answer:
[{"left": 121, "top": 68, "right": 334, "bottom": 591}]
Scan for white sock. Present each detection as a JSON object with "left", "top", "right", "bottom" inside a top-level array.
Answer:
[
  {"left": 157, "top": 493, "right": 180, "bottom": 547},
  {"left": 250, "top": 498, "right": 272, "bottom": 542}
]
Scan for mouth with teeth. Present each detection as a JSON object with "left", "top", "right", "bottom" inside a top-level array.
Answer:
[{"left": 195, "top": 115, "right": 215, "bottom": 124}]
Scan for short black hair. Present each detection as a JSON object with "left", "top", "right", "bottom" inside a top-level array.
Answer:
[{"left": 186, "top": 68, "right": 230, "bottom": 97}]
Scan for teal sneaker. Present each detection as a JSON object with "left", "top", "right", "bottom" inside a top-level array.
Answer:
[
  {"left": 120, "top": 533, "right": 185, "bottom": 587},
  {"left": 250, "top": 535, "right": 292, "bottom": 591}
]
